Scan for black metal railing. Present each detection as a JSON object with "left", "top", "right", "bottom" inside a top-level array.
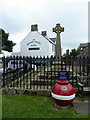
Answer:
[{"left": 1, "top": 56, "right": 90, "bottom": 93}]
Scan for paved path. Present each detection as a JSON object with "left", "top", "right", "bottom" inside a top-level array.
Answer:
[
  {"left": 73, "top": 97, "right": 90, "bottom": 114},
  {"left": 73, "top": 102, "right": 89, "bottom": 114}
]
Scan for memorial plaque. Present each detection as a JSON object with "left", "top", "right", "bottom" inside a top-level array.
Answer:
[{"left": 58, "top": 71, "right": 69, "bottom": 80}]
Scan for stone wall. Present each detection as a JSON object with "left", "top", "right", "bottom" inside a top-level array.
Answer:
[{"left": 2, "top": 88, "right": 51, "bottom": 97}]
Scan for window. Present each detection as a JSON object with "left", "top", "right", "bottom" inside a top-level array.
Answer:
[{"left": 28, "top": 48, "right": 40, "bottom": 50}]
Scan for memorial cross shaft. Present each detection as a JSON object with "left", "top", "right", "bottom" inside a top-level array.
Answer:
[{"left": 53, "top": 23, "right": 64, "bottom": 59}]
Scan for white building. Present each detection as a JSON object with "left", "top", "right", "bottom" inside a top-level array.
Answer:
[{"left": 12, "top": 24, "right": 55, "bottom": 57}]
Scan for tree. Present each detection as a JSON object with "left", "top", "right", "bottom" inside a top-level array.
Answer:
[
  {"left": 0, "top": 29, "right": 16, "bottom": 52},
  {"left": 63, "top": 48, "right": 78, "bottom": 58},
  {"left": 70, "top": 48, "right": 78, "bottom": 58},
  {"left": 63, "top": 49, "right": 70, "bottom": 58}
]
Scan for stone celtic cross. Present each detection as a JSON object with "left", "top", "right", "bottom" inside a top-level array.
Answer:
[{"left": 53, "top": 23, "right": 64, "bottom": 59}]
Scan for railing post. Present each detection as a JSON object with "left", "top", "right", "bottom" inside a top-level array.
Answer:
[
  {"left": 71, "top": 57, "right": 74, "bottom": 86},
  {"left": 19, "top": 56, "right": 22, "bottom": 88},
  {"left": 29, "top": 56, "right": 32, "bottom": 89},
  {"left": 43, "top": 56, "right": 45, "bottom": 89},
  {"left": 2, "top": 56, "right": 5, "bottom": 87},
  {"left": 46, "top": 56, "right": 49, "bottom": 89},
  {"left": 87, "top": 56, "right": 90, "bottom": 76},
  {"left": 22, "top": 56, "right": 25, "bottom": 89},
  {"left": 50, "top": 56, "right": 53, "bottom": 89},
  {"left": 25, "top": 56, "right": 28, "bottom": 89}
]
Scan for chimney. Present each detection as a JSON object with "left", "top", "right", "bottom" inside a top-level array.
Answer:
[
  {"left": 41, "top": 31, "right": 47, "bottom": 36},
  {"left": 31, "top": 24, "right": 38, "bottom": 31}
]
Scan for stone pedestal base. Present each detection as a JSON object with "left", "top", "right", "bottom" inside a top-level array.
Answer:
[{"left": 53, "top": 102, "right": 72, "bottom": 110}]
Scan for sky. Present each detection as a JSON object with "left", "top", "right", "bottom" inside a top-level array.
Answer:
[{"left": 0, "top": 0, "right": 89, "bottom": 55}]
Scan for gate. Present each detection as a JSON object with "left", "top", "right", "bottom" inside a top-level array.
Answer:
[{"left": 1, "top": 56, "right": 90, "bottom": 93}]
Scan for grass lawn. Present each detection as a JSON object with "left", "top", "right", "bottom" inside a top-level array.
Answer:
[{"left": 2, "top": 95, "right": 89, "bottom": 119}]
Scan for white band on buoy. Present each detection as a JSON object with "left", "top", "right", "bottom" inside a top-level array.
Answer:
[{"left": 51, "top": 92, "right": 75, "bottom": 100}]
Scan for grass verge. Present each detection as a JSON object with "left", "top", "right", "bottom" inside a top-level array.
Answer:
[{"left": 2, "top": 95, "right": 89, "bottom": 118}]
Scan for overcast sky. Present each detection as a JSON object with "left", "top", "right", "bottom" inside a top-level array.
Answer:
[{"left": 0, "top": 0, "right": 89, "bottom": 55}]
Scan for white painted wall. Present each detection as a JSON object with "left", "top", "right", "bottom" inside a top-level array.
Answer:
[
  {"left": 20, "top": 31, "right": 55, "bottom": 57},
  {"left": 11, "top": 52, "right": 21, "bottom": 56}
]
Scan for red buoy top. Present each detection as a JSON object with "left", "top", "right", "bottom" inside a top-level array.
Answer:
[
  {"left": 52, "top": 80, "right": 75, "bottom": 96},
  {"left": 56, "top": 80, "right": 69, "bottom": 85}
]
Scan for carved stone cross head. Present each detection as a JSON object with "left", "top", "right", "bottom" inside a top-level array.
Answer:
[{"left": 53, "top": 23, "right": 64, "bottom": 34}]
